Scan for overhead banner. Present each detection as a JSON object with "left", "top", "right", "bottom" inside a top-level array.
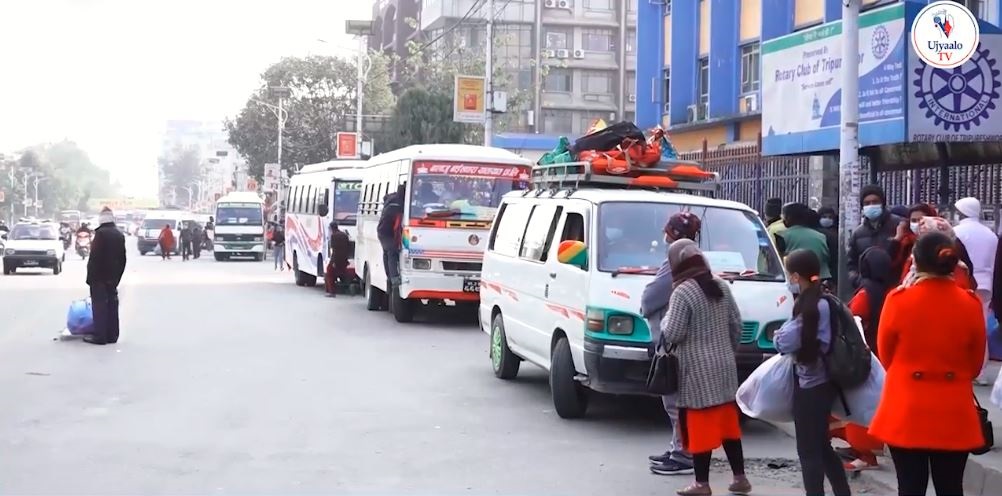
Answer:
[
  {"left": 761, "top": 3, "right": 907, "bottom": 156},
  {"left": 453, "top": 75, "right": 486, "bottom": 124},
  {"left": 414, "top": 161, "right": 530, "bottom": 180},
  {"left": 908, "top": 33, "right": 1002, "bottom": 142}
]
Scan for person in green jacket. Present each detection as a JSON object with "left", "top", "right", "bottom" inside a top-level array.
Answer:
[
  {"left": 764, "top": 198, "right": 787, "bottom": 244},
  {"left": 778, "top": 202, "right": 832, "bottom": 281}
]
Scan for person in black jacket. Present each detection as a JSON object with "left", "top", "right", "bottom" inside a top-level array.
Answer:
[
  {"left": 377, "top": 183, "right": 406, "bottom": 285},
  {"left": 85, "top": 207, "right": 126, "bottom": 345},
  {"left": 847, "top": 184, "right": 902, "bottom": 289}
]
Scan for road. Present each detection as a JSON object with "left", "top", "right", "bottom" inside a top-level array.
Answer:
[{"left": 0, "top": 238, "right": 890, "bottom": 495}]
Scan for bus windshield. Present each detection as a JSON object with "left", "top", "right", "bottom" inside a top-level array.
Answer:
[
  {"left": 216, "top": 203, "right": 263, "bottom": 226},
  {"left": 333, "top": 181, "right": 361, "bottom": 225},
  {"left": 409, "top": 161, "right": 530, "bottom": 222}
]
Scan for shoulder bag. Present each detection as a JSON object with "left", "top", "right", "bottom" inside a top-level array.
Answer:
[{"left": 646, "top": 337, "right": 680, "bottom": 395}]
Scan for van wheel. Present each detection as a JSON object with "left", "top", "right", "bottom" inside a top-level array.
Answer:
[
  {"left": 53, "top": 262, "right": 62, "bottom": 276},
  {"left": 139, "top": 250, "right": 148, "bottom": 256},
  {"left": 389, "top": 283, "right": 415, "bottom": 323},
  {"left": 293, "top": 253, "right": 306, "bottom": 286},
  {"left": 550, "top": 337, "right": 589, "bottom": 419},
  {"left": 491, "top": 313, "right": 520, "bottom": 379},
  {"left": 364, "top": 267, "right": 385, "bottom": 311}
]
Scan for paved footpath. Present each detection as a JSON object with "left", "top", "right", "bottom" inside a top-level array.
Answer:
[{"left": 0, "top": 239, "right": 893, "bottom": 495}]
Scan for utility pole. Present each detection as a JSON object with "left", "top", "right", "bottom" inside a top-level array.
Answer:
[
  {"left": 343, "top": 22, "right": 374, "bottom": 158},
  {"left": 836, "top": 0, "right": 861, "bottom": 301},
  {"left": 21, "top": 170, "right": 29, "bottom": 218},
  {"left": 32, "top": 176, "right": 42, "bottom": 217},
  {"left": 484, "top": 0, "right": 495, "bottom": 147}
]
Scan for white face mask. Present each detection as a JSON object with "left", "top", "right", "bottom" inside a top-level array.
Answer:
[
  {"left": 819, "top": 218, "right": 834, "bottom": 228},
  {"left": 910, "top": 222, "right": 920, "bottom": 233}
]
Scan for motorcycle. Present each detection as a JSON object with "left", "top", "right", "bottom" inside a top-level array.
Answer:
[{"left": 75, "top": 232, "right": 92, "bottom": 260}]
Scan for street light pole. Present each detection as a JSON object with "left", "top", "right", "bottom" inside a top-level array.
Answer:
[
  {"left": 345, "top": 21, "right": 374, "bottom": 158},
  {"left": 21, "top": 170, "right": 29, "bottom": 218},
  {"left": 32, "top": 176, "right": 41, "bottom": 217},
  {"left": 484, "top": 0, "right": 495, "bottom": 147},
  {"left": 836, "top": 0, "right": 861, "bottom": 300}
]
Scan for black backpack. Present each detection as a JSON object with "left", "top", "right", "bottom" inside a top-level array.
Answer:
[
  {"left": 821, "top": 294, "right": 872, "bottom": 389},
  {"left": 569, "top": 121, "right": 646, "bottom": 156}
]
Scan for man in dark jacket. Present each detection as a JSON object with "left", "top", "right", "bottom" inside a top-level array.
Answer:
[
  {"left": 377, "top": 183, "right": 406, "bottom": 285},
  {"left": 191, "top": 223, "right": 203, "bottom": 259},
  {"left": 641, "top": 212, "right": 701, "bottom": 476},
  {"left": 179, "top": 222, "right": 193, "bottom": 261},
  {"left": 85, "top": 207, "right": 126, "bottom": 345},
  {"left": 847, "top": 184, "right": 902, "bottom": 288},
  {"left": 325, "top": 222, "right": 352, "bottom": 297}
]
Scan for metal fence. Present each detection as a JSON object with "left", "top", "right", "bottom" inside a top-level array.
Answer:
[{"left": 873, "top": 160, "right": 1002, "bottom": 226}]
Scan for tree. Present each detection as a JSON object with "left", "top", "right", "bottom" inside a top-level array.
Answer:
[
  {"left": 226, "top": 53, "right": 395, "bottom": 178},
  {"left": 158, "top": 146, "right": 202, "bottom": 204},
  {"left": 0, "top": 142, "right": 116, "bottom": 218},
  {"left": 384, "top": 87, "right": 465, "bottom": 150}
]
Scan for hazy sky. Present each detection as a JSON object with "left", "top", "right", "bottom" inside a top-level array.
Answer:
[{"left": 0, "top": 0, "right": 375, "bottom": 198}]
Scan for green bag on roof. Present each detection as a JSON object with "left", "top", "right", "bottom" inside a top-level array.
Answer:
[{"left": 537, "top": 136, "right": 574, "bottom": 165}]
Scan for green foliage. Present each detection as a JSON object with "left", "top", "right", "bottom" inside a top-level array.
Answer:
[
  {"left": 0, "top": 141, "right": 115, "bottom": 219},
  {"left": 384, "top": 87, "right": 465, "bottom": 150},
  {"left": 158, "top": 146, "right": 202, "bottom": 202},
  {"left": 226, "top": 53, "right": 395, "bottom": 178}
]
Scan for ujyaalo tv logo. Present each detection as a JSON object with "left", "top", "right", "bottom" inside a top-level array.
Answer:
[{"left": 911, "top": 1, "right": 980, "bottom": 69}]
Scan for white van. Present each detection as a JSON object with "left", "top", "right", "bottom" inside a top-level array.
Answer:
[
  {"left": 479, "top": 162, "right": 792, "bottom": 418},
  {"left": 136, "top": 209, "right": 192, "bottom": 256}
]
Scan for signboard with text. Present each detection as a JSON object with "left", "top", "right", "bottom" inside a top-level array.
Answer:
[
  {"left": 453, "top": 75, "right": 486, "bottom": 124},
  {"left": 336, "top": 132, "right": 358, "bottom": 159},
  {"left": 414, "top": 162, "right": 530, "bottom": 180},
  {"left": 761, "top": 3, "right": 906, "bottom": 155},
  {"left": 263, "top": 163, "right": 281, "bottom": 192}
]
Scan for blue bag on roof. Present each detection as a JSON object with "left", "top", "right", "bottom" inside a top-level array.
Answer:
[{"left": 67, "top": 298, "right": 94, "bottom": 336}]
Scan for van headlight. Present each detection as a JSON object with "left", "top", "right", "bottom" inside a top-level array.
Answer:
[
  {"left": 46, "top": 249, "right": 56, "bottom": 256},
  {"left": 253, "top": 236, "right": 263, "bottom": 241},
  {"left": 4, "top": 248, "right": 14, "bottom": 256},
  {"left": 607, "top": 315, "right": 635, "bottom": 335},
  {"left": 412, "top": 258, "right": 431, "bottom": 270}
]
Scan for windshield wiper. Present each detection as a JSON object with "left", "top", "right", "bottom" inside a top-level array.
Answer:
[
  {"left": 612, "top": 267, "right": 658, "bottom": 278},
  {"left": 718, "top": 270, "right": 781, "bottom": 282}
]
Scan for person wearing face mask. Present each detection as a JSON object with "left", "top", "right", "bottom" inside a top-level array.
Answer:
[
  {"left": 847, "top": 184, "right": 902, "bottom": 289},
  {"left": 891, "top": 203, "right": 938, "bottom": 278},
  {"left": 641, "top": 212, "right": 702, "bottom": 476}
]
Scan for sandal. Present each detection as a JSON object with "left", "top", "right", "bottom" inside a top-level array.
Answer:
[
  {"left": 677, "top": 482, "right": 712, "bottom": 496},
  {"left": 844, "top": 458, "right": 879, "bottom": 471}
]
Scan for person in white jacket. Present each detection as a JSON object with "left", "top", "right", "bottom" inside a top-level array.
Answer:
[{"left": 953, "top": 197, "right": 998, "bottom": 384}]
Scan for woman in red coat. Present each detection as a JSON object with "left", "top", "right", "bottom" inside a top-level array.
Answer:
[
  {"left": 158, "top": 224, "right": 175, "bottom": 260},
  {"left": 869, "top": 231, "right": 987, "bottom": 495}
]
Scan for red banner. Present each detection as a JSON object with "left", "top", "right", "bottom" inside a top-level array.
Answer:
[{"left": 414, "top": 161, "right": 529, "bottom": 180}]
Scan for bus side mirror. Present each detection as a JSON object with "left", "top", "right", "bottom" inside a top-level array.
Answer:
[
  {"left": 556, "top": 240, "right": 587, "bottom": 270},
  {"left": 317, "top": 203, "right": 329, "bottom": 217}
]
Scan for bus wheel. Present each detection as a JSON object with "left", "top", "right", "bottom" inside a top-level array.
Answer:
[
  {"left": 364, "top": 267, "right": 385, "bottom": 311},
  {"left": 293, "top": 253, "right": 306, "bottom": 286},
  {"left": 389, "top": 283, "right": 415, "bottom": 323}
]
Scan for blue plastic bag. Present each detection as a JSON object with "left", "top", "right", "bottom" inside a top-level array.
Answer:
[
  {"left": 67, "top": 298, "right": 94, "bottom": 335},
  {"left": 988, "top": 311, "right": 1002, "bottom": 361}
]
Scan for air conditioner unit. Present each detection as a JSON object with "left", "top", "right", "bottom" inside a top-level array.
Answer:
[
  {"left": 544, "top": 0, "right": 557, "bottom": 7},
  {"left": 556, "top": 48, "right": 570, "bottom": 58},
  {"left": 628, "top": 94, "right": 636, "bottom": 103},
  {"left": 573, "top": 49, "right": 585, "bottom": 59},
  {"left": 744, "top": 94, "right": 759, "bottom": 112},
  {"left": 543, "top": 49, "right": 556, "bottom": 58},
  {"left": 686, "top": 104, "right": 698, "bottom": 122},
  {"left": 557, "top": 0, "right": 571, "bottom": 8}
]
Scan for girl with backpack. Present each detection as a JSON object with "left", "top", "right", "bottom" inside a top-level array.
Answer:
[{"left": 773, "top": 249, "right": 852, "bottom": 496}]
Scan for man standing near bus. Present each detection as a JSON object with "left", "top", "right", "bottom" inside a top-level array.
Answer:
[
  {"left": 377, "top": 184, "right": 406, "bottom": 286},
  {"left": 325, "top": 222, "right": 351, "bottom": 297}
]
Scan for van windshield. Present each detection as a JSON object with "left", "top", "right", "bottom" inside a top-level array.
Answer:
[
  {"left": 596, "top": 202, "right": 784, "bottom": 279},
  {"left": 142, "top": 219, "right": 176, "bottom": 230}
]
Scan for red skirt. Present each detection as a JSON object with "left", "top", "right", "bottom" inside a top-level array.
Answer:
[{"left": 679, "top": 402, "right": 742, "bottom": 453}]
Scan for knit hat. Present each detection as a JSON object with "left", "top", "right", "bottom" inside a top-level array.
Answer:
[
  {"left": 955, "top": 197, "right": 981, "bottom": 219},
  {"left": 98, "top": 207, "right": 114, "bottom": 225},
  {"left": 859, "top": 184, "right": 886, "bottom": 206},
  {"left": 664, "top": 212, "right": 701, "bottom": 241}
]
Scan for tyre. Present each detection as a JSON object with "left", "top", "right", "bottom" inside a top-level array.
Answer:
[
  {"left": 490, "top": 313, "right": 520, "bottom": 379},
  {"left": 2, "top": 263, "right": 11, "bottom": 275},
  {"left": 293, "top": 253, "right": 305, "bottom": 286},
  {"left": 214, "top": 252, "right": 224, "bottom": 261},
  {"left": 255, "top": 253, "right": 264, "bottom": 262},
  {"left": 364, "top": 267, "right": 385, "bottom": 311},
  {"left": 139, "top": 250, "right": 148, "bottom": 256},
  {"left": 389, "top": 282, "right": 415, "bottom": 323},
  {"left": 550, "top": 337, "right": 589, "bottom": 419},
  {"left": 53, "top": 262, "right": 61, "bottom": 276}
]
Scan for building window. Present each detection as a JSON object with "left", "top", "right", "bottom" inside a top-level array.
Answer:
[
  {"left": 626, "top": 72, "right": 636, "bottom": 95},
  {"left": 626, "top": 30, "right": 636, "bottom": 53},
  {"left": 582, "top": 71, "right": 612, "bottom": 94},
  {"left": 544, "top": 29, "right": 571, "bottom": 50},
  {"left": 627, "top": 0, "right": 638, "bottom": 12},
  {"left": 543, "top": 110, "right": 574, "bottom": 134},
  {"left": 665, "top": 0, "right": 671, "bottom": 15},
  {"left": 625, "top": 111, "right": 636, "bottom": 122},
  {"left": 544, "top": 68, "right": 573, "bottom": 92},
  {"left": 697, "top": 57, "right": 709, "bottom": 115},
  {"left": 740, "top": 43, "right": 760, "bottom": 94},
  {"left": 585, "top": 0, "right": 613, "bottom": 11},
  {"left": 582, "top": 28, "right": 615, "bottom": 52},
  {"left": 663, "top": 67, "right": 671, "bottom": 108}
]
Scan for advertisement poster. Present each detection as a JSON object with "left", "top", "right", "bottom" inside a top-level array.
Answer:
[
  {"left": 263, "top": 163, "right": 280, "bottom": 193},
  {"left": 336, "top": 132, "right": 358, "bottom": 159},
  {"left": 761, "top": 3, "right": 906, "bottom": 155},
  {"left": 453, "top": 75, "right": 485, "bottom": 124},
  {"left": 908, "top": 33, "right": 1002, "bottom": 142}
]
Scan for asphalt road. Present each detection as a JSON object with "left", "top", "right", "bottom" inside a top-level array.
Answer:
[{"left": 0, "top": 239, "right": 890, "bottom": 495}]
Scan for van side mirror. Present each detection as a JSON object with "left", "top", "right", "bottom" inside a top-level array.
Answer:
[
  {"left": 556, "top": 240, "right": 587, "bottom": 270},
  {"left": 317, "top": 203, "right": 329, "bottom": 217}
]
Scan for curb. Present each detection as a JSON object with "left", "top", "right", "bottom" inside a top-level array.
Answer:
[{"left": 763, "top": 419, "right": 1002, "bottom": 496}]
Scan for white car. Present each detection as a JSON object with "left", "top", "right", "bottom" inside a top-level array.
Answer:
[{"left": 2, "top": 221, "right": 65, "bottom": 275}]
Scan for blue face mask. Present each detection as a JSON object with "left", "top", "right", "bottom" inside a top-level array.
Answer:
[
  {"left": 819, "top": 218, "right": 834, "bottom": 228},
  {"left": 787, "top": 282, "right": 800, "bottom": 296},
  {"left": 862, "top": 204, "right": 883, "bottom": 220}
]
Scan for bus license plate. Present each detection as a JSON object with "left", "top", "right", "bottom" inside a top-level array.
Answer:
[{"left": 463, "top": 278, "right": 481, "bottom": 293}]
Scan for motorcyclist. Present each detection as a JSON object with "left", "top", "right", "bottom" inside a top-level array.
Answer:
[
  {"left": 59, "top": 222, "right": 73, "bottom": 249},
  {"left": 76, "top": 222, "right": 92, "bottom": 235}
]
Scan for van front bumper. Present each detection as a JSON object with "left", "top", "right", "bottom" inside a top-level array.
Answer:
[{"left": 582, "top": 337, "right": 654, "bottom": 395}]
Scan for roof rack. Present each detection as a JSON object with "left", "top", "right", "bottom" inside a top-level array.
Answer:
[{"left": 530, "top": 160, "right": 720, "bottom": 194}]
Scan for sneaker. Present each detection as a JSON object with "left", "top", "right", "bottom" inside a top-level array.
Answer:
[
  {"left": 650, "top": 459, "right": 694, "bottom": 475},
  {"left": 649, "top": 451, "right": 672, "bottom": 464},
  {"left": 728, "top": 476, "right": 752, "bottom": 495}
]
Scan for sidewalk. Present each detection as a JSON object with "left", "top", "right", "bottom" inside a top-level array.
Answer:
[{"left": 765, "top": 361, "right": 1002, "bottom": 496}]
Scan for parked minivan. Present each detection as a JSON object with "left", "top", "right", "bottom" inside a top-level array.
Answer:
[{"left": 479, "top": 162, "right": 792, "bottom": 418}]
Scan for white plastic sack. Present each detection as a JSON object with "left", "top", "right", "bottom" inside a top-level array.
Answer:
[
  {"left": 737, "top": 354, "right": 796, "bottom": 423},
  {"left": 831, "top": 354, "right": 885, "bottom": 428},
  {"left": 991, "top": 368, "right": 1002, "bottom": 409}
]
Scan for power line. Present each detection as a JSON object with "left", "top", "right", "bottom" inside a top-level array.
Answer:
[{"left": 415, "top": 0, "right": 486, "bottom": 53}]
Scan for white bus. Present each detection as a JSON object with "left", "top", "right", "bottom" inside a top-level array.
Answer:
[
  {"left": 356, "top": 144, "right": 532, "bottom": 323},
  {"left": 284, "top": 160, "right": 366, "bottom": 286},
  {"left": 214, "top": 192, "right": 266, "bottom": 261}
]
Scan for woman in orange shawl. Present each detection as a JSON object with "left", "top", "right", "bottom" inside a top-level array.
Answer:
[
  {"left": 899, "top": 216, "right": 975, "bottom": 290},
  {"left": 158, "top": 223, "right": 175, "bottom": 260}
]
